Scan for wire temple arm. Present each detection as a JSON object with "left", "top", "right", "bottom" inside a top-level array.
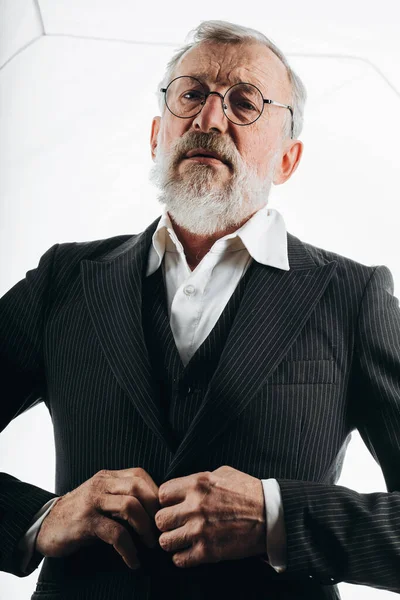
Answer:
[{"left": 264, "top": 99, "right": 294, "bottom": 139}]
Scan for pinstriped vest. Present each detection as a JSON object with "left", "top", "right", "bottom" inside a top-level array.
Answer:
[{"left": 141, "top": 262, "right": 254, "bottom": 451}]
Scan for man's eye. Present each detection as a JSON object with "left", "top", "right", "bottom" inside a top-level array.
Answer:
[
  {"left": 235, "top": 100, "right": 257, "bottom": 111},
  {"left": 182, "top": 91, "right": 203, "bottom": 101}
]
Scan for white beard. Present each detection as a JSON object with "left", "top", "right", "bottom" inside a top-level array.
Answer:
[{"left": 149, "top": 132, "right": 278, "bottom": 236}]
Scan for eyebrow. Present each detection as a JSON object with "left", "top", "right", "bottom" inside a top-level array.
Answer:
[{"left": 187, "top": 72, "right": 249, "bottom": 87}]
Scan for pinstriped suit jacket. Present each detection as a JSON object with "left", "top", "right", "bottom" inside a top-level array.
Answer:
[{"left": 1, "top": 216, "right": 400, "bottom": 599}]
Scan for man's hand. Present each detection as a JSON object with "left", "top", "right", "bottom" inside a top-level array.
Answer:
[
  {"left": 155, "top": 465, "right": 266, "bottom": 568},
  {"left": 36, "top": 467, "right": 160, "bottom": 570}
]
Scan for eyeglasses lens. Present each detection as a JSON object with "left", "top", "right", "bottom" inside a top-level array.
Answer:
[
  {"left": 165, "top": 77, "right": 263, "bottom": 125},
  {"left": 225, "top": 83, "right": 263, "bottom": 124},
  {"left": 165, "top": 77, "right": 205, "bottom": 118}
]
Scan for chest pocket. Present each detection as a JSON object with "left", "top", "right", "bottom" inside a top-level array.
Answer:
[{"left": 267, "top": 359, "right": 337, "bottom": 385}]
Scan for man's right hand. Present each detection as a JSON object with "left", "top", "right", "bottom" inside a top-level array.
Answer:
[{"left": 35, "top": 467, "right": 160, "bottom": 570}]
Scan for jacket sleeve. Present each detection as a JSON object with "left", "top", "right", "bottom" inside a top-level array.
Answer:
[
  {"left": 17, "top": 497, "right": 60, "bottom": 575},
  {"left": 277, "top": 265, "right": 400, "bottom": 592},
  {"left": 0, "top": 245, "right": 60, "bottom": 576}
]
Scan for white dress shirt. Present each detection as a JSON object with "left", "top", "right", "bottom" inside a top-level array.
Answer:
[{"left": 18, "top": 204, "right": 288, "bottom": 573}]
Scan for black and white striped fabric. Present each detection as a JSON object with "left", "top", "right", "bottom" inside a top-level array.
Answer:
[
  {"left": 0, "top": 216, "right": 399, "bottom": 599},
  {"left": 141, "top": 259, "right": 254, "bottom": 450}
]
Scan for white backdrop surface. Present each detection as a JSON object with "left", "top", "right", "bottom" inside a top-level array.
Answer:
[{"left": 0, "top": 1, "right": 400, "bottom": 599}]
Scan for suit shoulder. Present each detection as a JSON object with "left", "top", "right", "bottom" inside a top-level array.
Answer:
[
  {"left": 298, "top": 238, "right": 397, "bottom": 303},
  {"left": 43, "top": 233, "right": 139, "bottom": 286},
  {"left": 55, "top": 233, "right": 138, "bottom": 262},
  {"left": 296, "top": 235, "right": 378, "bottom": 276}
]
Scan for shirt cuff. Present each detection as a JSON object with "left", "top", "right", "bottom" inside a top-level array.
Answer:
[
  {"left": 16, "top": 497, "right": 60, "bottom": 574},
  {"left": 261, "top": 478, "right": 287, "bottom": 573}
]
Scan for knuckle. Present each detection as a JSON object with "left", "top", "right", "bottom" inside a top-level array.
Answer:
[
  {"left": 159, "top": 534, "right": 171, "bottom": 551},
  {"left": 174, "top": 553, "right": 186, "bottom": 568},
  {"left": 128, "top": 478, "right": 142, "bottom": 497},
  {"left": 97, "top": 469, "right": 110, "bottom": 478},
  {"left": 158, "top": 487, "right": 168, "bottom": 504},
  {"left": 123, "top": 496, "right": 139, "bottom": 517},
  {"left": 191, "top": 497, "right": 207, "bottom": 521},
  {"left": 194, "top": 472, "right": 211, "bottom": 492},
  {"left": 132, "top": 467, "right": 146, "bottom": 478},
  {"left": 91, "top": 470, "right": 108, "bottom": 489},
  {"left": 155, "top": 512, "right": 165, "bottom": 530},
  {"left": 192, "top": 521, "right": 203, "bottom": 540},
  {"left": 214, "top": 465, "right": 230, "bottom": 475}
]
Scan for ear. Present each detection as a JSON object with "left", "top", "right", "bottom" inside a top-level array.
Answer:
[
  {"left": 150, "top": 116, "right": 161, "bottom": 161},
  {"left": 273, "top": 139, "right": 304, "bottom": 185}
]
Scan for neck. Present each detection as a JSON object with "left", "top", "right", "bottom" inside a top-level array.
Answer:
[{"left": 168, "top": 211, "right": 258, "bottom": 270}]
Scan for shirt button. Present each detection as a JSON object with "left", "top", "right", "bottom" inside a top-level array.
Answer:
[{"left": 183, "top": 285, "right": 196, "bottom": 296}]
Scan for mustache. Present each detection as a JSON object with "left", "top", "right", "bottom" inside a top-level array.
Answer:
[{"left": 168, "top": 132, "right": 240, "bottom": 170}]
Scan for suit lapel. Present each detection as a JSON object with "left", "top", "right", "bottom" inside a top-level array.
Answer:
[
  {"left": 81, "top": 218, "right": 177, "bottom": 453},
  {"left": 80, "top": 220, "right": 338, "bottom": 478},
  {"left": 163, "top": 234, "right": 338, "bottom": 480}
]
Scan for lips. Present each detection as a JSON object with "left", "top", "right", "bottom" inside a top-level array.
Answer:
[{"left": 184, "top": 148, "right": 225, "bottom": 163}]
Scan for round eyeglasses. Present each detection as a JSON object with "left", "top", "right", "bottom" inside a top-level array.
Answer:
[{"left": 160, "top": 76, "right": 294, "bottom": 138}]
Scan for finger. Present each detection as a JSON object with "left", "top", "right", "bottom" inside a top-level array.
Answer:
[
  {"left": 172, "top": 542, "right": 205, "bottom": 569},
  {"left": 155, "top": 505, "right": 186, "bottom": 532},
  {"left": 98, "top": 494, "right": 158, "bottom": 548},
  {"left": 106, "top": 472, "right": 160, "bottom": 519},
  {"left": 159, "top": 525, "right": 192, "bottom": 553},
  {"left": 94, "top": 515, "right": 141, "bottom": 570},
  {"left": 112, "top": 467, "right": 160, "bottom": 499},
  {"left": 159, "top": 475, "right": 196, "bottom": 506}
]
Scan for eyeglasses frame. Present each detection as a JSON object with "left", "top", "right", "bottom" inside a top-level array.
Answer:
[{"left": 160, "top": 75, "right": 294, "bottom": 139}]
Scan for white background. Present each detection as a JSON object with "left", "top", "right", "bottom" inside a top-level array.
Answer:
[{"left": 0, "top": 1, "right": 399, "bottom": 598}]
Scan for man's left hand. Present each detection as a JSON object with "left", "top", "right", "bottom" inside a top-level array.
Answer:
[{"left": 155, "top": 465, "right": 266, "bottom": 568}]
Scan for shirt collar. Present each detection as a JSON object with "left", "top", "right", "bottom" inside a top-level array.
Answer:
[{"left": 146, "top": 204, "right": 290, "bottom": 276}]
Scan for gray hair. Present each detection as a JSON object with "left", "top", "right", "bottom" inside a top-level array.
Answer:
[{"left": 157, "top": 20, "right": 307, "bottom": 139}]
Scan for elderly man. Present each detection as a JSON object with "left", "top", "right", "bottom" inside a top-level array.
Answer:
[{"left": 1, "top": 19, "right": 399, "bottom": 600}]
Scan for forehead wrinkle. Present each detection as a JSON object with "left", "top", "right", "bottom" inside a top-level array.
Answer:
[
  {"left": 185, "top": 71, "right": 246, "bottom": 87},
  {"left": 177, "top": 64, "right": 272, "bottom": 92},
  {"left": 176, "top": 41, "right": 291, "bottom": 101},
  {"left": 177, "top": 43, "right": 244, "bottom": 86}
]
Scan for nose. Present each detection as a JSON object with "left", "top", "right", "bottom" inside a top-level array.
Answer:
[{"left": 192, "top": 91, "right": 229, "bottom": 134}]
